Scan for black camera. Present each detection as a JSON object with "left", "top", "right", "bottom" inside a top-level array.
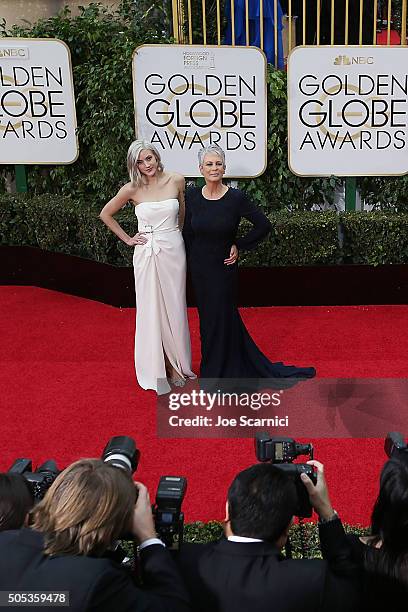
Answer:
[
  {"left": 102, "top": 436, "right": 140, "bottom": 473},
  {"left": 102, "top": 437, "right": 186, "bottom": 549},
  {"left": 153, "top": 476, "right": 187, "bottom": 550},
  {"left": 8, "top": 458, "right": 59, "bottom": 501},
  {"left": 6, "top": 436, "right": 139, "bottom": 504},
  {"left": 385, "top": 431, "right": 408, "bottom": 458},
  {"left": 255, "top": 432, "right": 316, "bottom": 518}
]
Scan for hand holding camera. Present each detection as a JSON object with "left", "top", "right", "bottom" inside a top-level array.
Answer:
[
  {"left": 131, "top": 482, "right": 157, "bottom": 544},
  {"left": 255, "top": 433, "right": 317, "bottom": 517},
  {"left": 300, "top": 460, "right": 336, "bottom": 521}
]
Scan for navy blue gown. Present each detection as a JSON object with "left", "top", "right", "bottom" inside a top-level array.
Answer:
[{"left": 184, "top": 187, "right": 316, "bottom": 384}]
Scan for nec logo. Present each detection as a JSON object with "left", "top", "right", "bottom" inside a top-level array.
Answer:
[{"left": 334, "top": 55, "right": 374, "bottom": 65}]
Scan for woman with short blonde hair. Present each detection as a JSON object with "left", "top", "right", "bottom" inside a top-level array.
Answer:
[
  {"left": 100, "top": 140, "right": 195, "bottom": 394},
  {"left": 127, "top": 140, "right": 164, "bottom": 189}
]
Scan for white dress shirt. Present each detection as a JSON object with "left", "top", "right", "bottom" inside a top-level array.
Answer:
[{"left": 227, "top": 535, "right": 263, "bottom": 543}]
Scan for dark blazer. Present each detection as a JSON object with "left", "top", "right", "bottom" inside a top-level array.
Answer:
[
  {"left": 0, "top": 529, "right": 190, "bottom": 612},
  {"left": 177, "top": 536, "right": 359, "bottom": 612}
]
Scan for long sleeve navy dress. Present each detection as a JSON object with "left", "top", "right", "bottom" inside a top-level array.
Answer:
[{"left": 184, "top": 187, "right": 316, "bottom": 383}]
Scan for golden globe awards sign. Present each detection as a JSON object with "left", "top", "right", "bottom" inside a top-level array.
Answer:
[
  {"left": 288, "top": 46, "right": 408, "bottom": 176},
  {"left": 133, "top": 45, "right": 267, "bottom": 177},
  {"left": 0, "top": 38, "right": 78, "bottom": 164}
]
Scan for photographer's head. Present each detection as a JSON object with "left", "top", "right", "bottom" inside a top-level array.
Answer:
[
  {"left": 371, "top": 456, "right": 408, "bottom": 552},
  {"left": 0, "top": 473, "right": 34, "bottom": 531},
  {"left": 226, "top": 464, "right": 297, "bottom": 545},
  {"left": 31, "top": 459, "right": 137, "bottom": 556}
]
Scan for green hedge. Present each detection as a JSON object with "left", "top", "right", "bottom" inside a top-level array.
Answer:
[
  {"left": 4, "top": 194, "right": 408, "bottom": 267},
  {"left": 340, "top": 211, "right": 408, "bottom": 266},
  {"left": 0, "top": 193, "right": 133, "bottom": 265},
  {"left": 239, "top": 211, "right": 340, "bottom": 266},
  {"left": 0, "top": 193, "right": 341, "bottom": 267}
]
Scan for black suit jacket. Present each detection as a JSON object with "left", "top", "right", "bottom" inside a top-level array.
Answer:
[
  {"left": 0, "top": 529, "right": 190, "bottom": 612},
  {"left": 177, "top": 536, "right": 358, "bottom": 612}
]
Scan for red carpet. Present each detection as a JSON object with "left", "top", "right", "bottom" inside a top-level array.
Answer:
[
  {"left": 377, "top": 29, "right": 401, "bottom": 45},
  {"left": 2, "top": 286, "right": 408, "bottom": 525}
]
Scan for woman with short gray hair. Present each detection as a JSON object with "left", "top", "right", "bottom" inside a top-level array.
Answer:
[
  {"left": 197, "top": 145, "right": 226, "bottom": 168},
  {"left": 184, "top": 145, "right": 315, "bottom": 385}
]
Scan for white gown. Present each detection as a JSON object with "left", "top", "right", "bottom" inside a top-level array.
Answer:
[{"left": 133, "top": 198, "right": 195, "bottom": 394}]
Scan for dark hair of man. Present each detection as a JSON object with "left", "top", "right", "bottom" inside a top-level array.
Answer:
[
  {"left": 227, "top": 464, "right": 297, "bottom": 543},
  {"left": 364, "top": 456, "right": 408, "bottom": 601},
  {"left": 0, "top": 473, "right": 34, "bottom": 531}
]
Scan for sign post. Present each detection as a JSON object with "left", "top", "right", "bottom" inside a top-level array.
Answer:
[
  {"left": 345, "top": 177, "right": 357, "bottom": 211},
  {"left": 14, "top": 165, "right": 27, "bottom": 193}
]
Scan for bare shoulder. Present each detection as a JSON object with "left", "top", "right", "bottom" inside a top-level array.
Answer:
[
  {"left": 118, "top": 182, "right": 135, "bottom": 196},
  {"left": 119, "top": 181, "right": 138, "bottom": 204},
  {"left": 169, "top": 172, "right": 185, "bottom": 189}
]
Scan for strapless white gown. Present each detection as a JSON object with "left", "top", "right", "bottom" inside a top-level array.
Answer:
[{"left": 133, "top": 198, "right": 195, "bottom": 394}]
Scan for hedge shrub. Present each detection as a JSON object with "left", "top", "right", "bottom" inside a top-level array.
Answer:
[
  {"left": 7, "top": 194, "right": 408, "bottom": 267},
  {"left": 341, "top": 211, "right": 408, "bottom": 266},
  {"left": 0, "top": 193, "right": 343, "bottom": 267},
  {"left": 6, "top": 194, "right": 408, "bottom": 267}
]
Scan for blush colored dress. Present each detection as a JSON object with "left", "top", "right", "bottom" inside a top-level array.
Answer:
[
  {"left": 133, "top": 198, "right": 195, "bottom": 395},
  {"left": 184, "top": 187, "right": 316, "bottom": 383}
]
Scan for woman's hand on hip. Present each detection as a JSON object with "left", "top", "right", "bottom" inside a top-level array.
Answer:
[
  {"left": 224, "top": 244, "right": 239, "bottom": 265},
  {"left": 126, "top": 232, "right": 148, "bottom": 246}
]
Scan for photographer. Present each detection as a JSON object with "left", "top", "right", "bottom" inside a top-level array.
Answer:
[
  {"left": 0, "top": 473, "right": 34, "bottom": 531},
  {"left": 302, "top": 457, "right": 408, "bottom": 611},
  {"left": 0, "top": 459, "right": 190, "bottom": 612},
  {"left": 177, "top": 463, "right": 358, "bottom": 612}
]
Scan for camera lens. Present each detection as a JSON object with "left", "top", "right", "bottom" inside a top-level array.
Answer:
[{"left": 102, "top": 436, "right": 140, "bottom": 473}]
